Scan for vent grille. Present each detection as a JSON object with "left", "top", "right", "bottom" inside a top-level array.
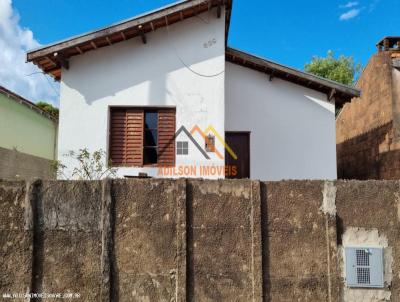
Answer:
[
  {"left": 356, "top": 249, "right": 370, "bottom": 266},
  {"left": 345, "top": 247, "right": 384, "bottom": 288},
  {"left": 357, "top": 267, "right": 371, "bottom": 284}
]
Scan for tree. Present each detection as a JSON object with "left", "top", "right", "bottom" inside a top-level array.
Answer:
[
  {"left": 36, "top": 101, "right": 59, "bottom": 119},
  {"left": 304, "top": 50, "right": 362, "bottom": 86}
]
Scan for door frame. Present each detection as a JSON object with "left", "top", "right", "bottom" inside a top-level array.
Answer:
[{"left": 225, "top": 131, "right": 251, "bottom": 179}]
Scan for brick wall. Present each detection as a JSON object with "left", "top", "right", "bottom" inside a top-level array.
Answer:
[
  {"left": 337, "top": 52, "right": 394, "bottom": 142},
  {"left": 378, "top": 148, "right": 400, "bottom": 179},
  {"left": 1, "top": 179, "right": 399, "bottom": 301},
  {"left": 336, "top": 51, "right": 400, "bottom": 179},
  {"left": 337, "top": 122, "right": 393, "bottom": 179}
]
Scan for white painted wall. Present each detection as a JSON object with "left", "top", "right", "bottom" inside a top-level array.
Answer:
[
  {"left": 225, "top": 62, "right": 337, "bottom": 181},
  {"left": 58, "top": 11, "right": 225, "bottom": 179}
]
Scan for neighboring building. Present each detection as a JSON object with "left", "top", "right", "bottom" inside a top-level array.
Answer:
[
  {"left": 27, "top": 0, "right": 359, "bottom": 180},
  {"left": 337, "top": 37, "right": 400, "bottom": 180},
  {"left": 0, "top": 86, "right": 58, "bottom": 179}
]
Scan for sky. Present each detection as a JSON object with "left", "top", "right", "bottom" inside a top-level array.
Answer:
[{"left": 0, "top": 0, "right": 399, "bottom": 106}]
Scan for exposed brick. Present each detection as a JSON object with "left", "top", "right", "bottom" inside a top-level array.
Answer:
[{"left": 337, "top": 50, "right": 400, "bottom": 179}]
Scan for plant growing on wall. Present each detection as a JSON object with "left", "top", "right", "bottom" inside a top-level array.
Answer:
[
  {"left": 36, "top": 101, "right": 59, "bottom": 119},
  {"left": 51, "top": 160, "right": 67, "bottom": 179},
  {"left": 52, "top": 148, "right": 117, "bottom": 180}
]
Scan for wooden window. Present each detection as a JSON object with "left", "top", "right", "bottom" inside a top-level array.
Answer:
[{"left": 109, "top": 107, "right": 175, "bottom": 167}]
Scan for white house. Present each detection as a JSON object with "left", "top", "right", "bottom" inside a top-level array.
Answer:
[{"left": 27, "top": 0, "right": 359, "bottom": 180}]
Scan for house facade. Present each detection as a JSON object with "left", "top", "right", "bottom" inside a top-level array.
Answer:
[
  {"left": 27, "top": 0, "right": 359, "bottom": 180},
  {"left": 0, "top": 86, "right": 58, "bottom": 179}
]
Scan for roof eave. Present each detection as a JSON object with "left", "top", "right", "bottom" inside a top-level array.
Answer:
[
  {"left": 27, "top": 0, "right": 232, "bottom": 81},
  {"left": 0, "top": 86, "right": 58, "bottom": 122},
  {"left": 225, "top": 47, "right": 360, "bottom": 107}
]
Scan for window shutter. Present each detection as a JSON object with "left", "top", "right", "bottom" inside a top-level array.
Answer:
[
  {"left": 158, "top": 108, "right": 176, "bottom": 166},
  {"left": 109, "top": 108, "right": 127, "bottom": 166},
  {"left": 126, "top": 109, "right": 144, "bottom": 166},
  {"left": 110, "top": 108, "right": 144, "bottom": 166}
]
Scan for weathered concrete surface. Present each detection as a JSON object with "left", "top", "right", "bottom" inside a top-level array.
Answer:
[
  {"left": 40, "top": 231, "right": 102, "bottom": 300},
  {"left": 0, "top": 179, "right": 400, "bottom": 301},
  {"left": 187, "top": 179, "right": 262, "bottom": 302},
  {"left": 113, "top": 179, "right": 186, "bottom": 302},
  {"left": 100, "top": 179, "right": 112, "bottom": 302},
  {"left": 39, "top": 181, "right": 102, "bottom": 301},
  {"left": 41, "top": 181, "right": 102, "bottom": 231},
  {"left": 0, "top": 181, "right": 32, "bottom": 297},
  {"left": 263, "top": 180, "right": 339, "bottom": 302},
  {"left": 0, "top": 146, "right": 54, "bottom": 180},
  {"left": 336, "top": 180, "right": 400, "bottom": 302},
  {"left": 321, "top": 180, "right": 337, "bottom": 216}
]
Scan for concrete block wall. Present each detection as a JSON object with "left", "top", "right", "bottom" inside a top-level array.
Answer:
[
  {"left": 0, "top": 179, "right": 399, "bottom": 301},
  {"left": 0, "top": 146, "right": 54, "bottom": 180}
]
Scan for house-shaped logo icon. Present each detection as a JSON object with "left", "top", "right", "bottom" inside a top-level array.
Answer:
[
  {"left": 172, "top": 125, "right": 237, "bottom": 160},
  {"left": 174, "top": 126, "right": 210, "bottom": 159}
]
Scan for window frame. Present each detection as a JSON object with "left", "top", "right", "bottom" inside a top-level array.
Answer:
[{"left": 108, "top": 106, "right": 176, "bottom": 168}]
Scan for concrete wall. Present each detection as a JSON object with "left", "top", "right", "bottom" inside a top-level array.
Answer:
[
  {"left": 58, "top": 10, "right": 225, "bottom": 179},
  {"left": 0, "top": 146, "right": 54, "bottom": 180},
  {"left": 187, "top": 180, "right": 262, "bottom": 301},
  {"left": 1, "top": 179, "right": 399, "bottom": 301},
  {"left": 0, "top": 181, "right": 32, "bottom": 298},
  {"left": 336, "top": 50, "right": 400, "bottom": 180},
  {"left": 0, "top": 91, "right": 57, "bottom": 160},
  {"left": 336, "top": 181, "right": 400, "bottom": 301},
  {"left": 112, "top": 179, "right": 186, "bottom": 301},
  {"left": 263, "top": 180, "right": 339, "bottom": 301},
  {"left": 225, "top": 62, "right": 337, "bottom": 181}
]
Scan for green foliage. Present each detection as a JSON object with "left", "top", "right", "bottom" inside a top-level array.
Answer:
[
  {"left": 52, "top": 148, "right": 117, "bottom": 180},
  {"left": 304, "top": 50, "right": 362, "bottom": 86},
  {"left": 51, "top": 160, "right": 66, "bottom": 179},
  {"left": 36, "top": 101, "right": 59, "bottom": 119}
]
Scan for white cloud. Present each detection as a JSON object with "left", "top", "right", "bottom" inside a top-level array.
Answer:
[
  {"left": 339, "top": 8, "right": 361, "bottom": 20},
  {"left": 0, "top": 0, "right": 59, "bottom": 106},
  {"left": 340, "top": 1, "right": 359, "bottom": 8}
]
